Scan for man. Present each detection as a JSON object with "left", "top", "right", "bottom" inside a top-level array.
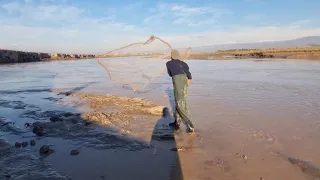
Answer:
[{"left": 166, "top": 49, "right": 195, "bottom": 133}]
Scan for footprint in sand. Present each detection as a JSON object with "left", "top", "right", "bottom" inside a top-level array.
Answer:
[
  {"left": 251, "top": 129, "right": 275, "bottom": 143},
  {"left": 204, "top": 157, "right": 231, "bottom": 171},
  {"left": 225, "top": 123, "right": 276, "bottom": 143},
  {"left": 225, "top": 122, "right": 285, "bottom": 151},
  {"left": 201, "top": 157, "right": 236, "bottom": 180},
  {"left": 250, "top": 129, "right": 286, "bottom": 151}
]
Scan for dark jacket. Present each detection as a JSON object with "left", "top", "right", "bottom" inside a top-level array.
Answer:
[{"left": 166, "top": 59, "right": 192, "bottom": 79}]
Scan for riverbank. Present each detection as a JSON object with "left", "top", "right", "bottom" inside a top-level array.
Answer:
[
  {"left": 189, "top": 47, "right": 320, "bottom": 60},
  {"left": 0, "top": 49, "right": 97, "bottom": 64},
  {"left": 1, "top": 46, "right": 320, "bottom": 64}
]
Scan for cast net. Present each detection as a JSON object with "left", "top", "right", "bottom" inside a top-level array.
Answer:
[{"left": 98, "top": 35, "right": 192, "bottom": 94}]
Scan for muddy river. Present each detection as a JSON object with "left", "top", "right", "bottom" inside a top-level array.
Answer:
[{"left": 0, "top": 58, "right": 320, "bottom": 180}]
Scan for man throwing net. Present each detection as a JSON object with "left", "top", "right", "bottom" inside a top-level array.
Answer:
[{"left": 166, "top": 49, "right": 195, "bottom": 133}]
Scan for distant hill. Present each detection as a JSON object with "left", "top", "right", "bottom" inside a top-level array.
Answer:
[
  {"left": 308, "top": 43, "right": 320, "bottom": 47},
  {"left": 190, "top": 36, "right": 320, "bottom": 52}
]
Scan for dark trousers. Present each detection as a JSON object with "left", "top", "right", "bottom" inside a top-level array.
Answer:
[{"left": 172, "top": 74, "right": 194, "bottom": 129}]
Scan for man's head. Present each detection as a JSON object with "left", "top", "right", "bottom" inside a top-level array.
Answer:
[{"left": 171, "top": 49, "right": 179, "bottom": 60}]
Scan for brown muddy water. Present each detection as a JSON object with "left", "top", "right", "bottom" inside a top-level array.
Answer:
[{"left": 0, "top": 58, "right": 320, "bottom": 180}]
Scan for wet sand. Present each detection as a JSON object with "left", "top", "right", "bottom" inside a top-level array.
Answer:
[
  {"left": 1, "top": 58, "right": 320, "bottom": 180},
  {"left": 0, "top": 89, "right": 184, "bottom": 180}
]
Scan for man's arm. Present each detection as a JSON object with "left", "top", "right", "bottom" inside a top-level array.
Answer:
[
  {"left": 166, "top": 62, "right": 172, "bottom": 77},
  {"left": 183, "top": 62, "right": 192, "bottom": 86}
]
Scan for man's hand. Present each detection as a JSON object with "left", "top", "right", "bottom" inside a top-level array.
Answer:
[{"left": 188, "top": 79, "right": 192, "bottom": 86}]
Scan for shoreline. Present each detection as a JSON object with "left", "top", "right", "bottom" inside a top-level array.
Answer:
[
  {"left": 1, "top": 47, "right": 320, "bottom": 64},
  {"left": 0, "top": 49, "right": 98, "bottom": 64}
]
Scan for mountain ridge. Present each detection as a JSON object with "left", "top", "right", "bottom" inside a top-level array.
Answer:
[{"left": 189, "top": 36, "right": 320, "bottom": 52}]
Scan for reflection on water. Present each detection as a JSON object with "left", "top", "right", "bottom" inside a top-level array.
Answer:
[{"left": 1, "top": 58, "right": 320, "bottom": 180}]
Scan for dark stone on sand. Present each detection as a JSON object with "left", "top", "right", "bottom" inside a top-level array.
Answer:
[
  {"left": 22, "top": 141, "right": 28, "bottom": 147},
  {"left": 39, "top": 145, "right": 50, "bottom": 154},
  {"left": 32, "top": 125, "right": 41, "bottom": 133},
  {"left": 50, "top": 115, "right": 63, "bottom": 122},
  {"left": 32, "top": 125, "right": 44, "bottom": 136},
  {"left": 65, "top": 92, "right": 72, "bottom": 96},
  {"left": 242, "top": 155, "right": 248, "bottom": 159},
  {"left": 30, "top": 140, "right": 36, "bottom": 146},
  {"left": 36, "top": 131, "right": 45, "bottom": 136},
  {"left": 71, "top": 119, "right": 78, "bottom": 124},
  {"left": 15, "top": 142, "right": 22, "bottom": 148},
  {"left": 24, "top": 122, "right": 31, "bottom": 128},
  {"left": 70, "top": 150, "right": 79, "bottom": 155},
  {"left": 64, "top": 112, "right": 74, "bottom": 117}
]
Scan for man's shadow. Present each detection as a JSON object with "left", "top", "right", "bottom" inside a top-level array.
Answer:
[
  {"left": 149, "top": 106, "right": 183, "bottom": 180},
  {"left": 165, "top": 87, "right": 176, "bottom": 115}
]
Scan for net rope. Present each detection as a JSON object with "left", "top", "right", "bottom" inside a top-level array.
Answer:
[{"left": 97, "top": 35, "right": 192, "bottom": 94}]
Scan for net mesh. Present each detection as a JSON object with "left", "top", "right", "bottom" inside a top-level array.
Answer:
[{"left": 98, "top": 35, "right": 192, "bottom": 94}]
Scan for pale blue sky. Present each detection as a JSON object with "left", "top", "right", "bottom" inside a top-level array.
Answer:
[{"left": 0, "top": 0, "right": 319, "bottom": 54}]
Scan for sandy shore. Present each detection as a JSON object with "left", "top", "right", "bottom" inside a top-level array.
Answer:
[{"left": 0, "top": 90, "right": 203, "bottom": 180}]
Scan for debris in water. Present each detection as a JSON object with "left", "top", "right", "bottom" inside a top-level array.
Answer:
[
  {"left": 70, "top": 150, "right": 80, "bottom": 156},
  {"left": 22, "top": 141, "right": 28, "bottom": 147},
  {"left": 15, "top": 142, "right": 22, "bottom": 148},
  {"left": 39, "top": 145, "right": 50, "bottom": 154},
  {"left": 30, "top": 140, "right": 36, "bottom": 146}
]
